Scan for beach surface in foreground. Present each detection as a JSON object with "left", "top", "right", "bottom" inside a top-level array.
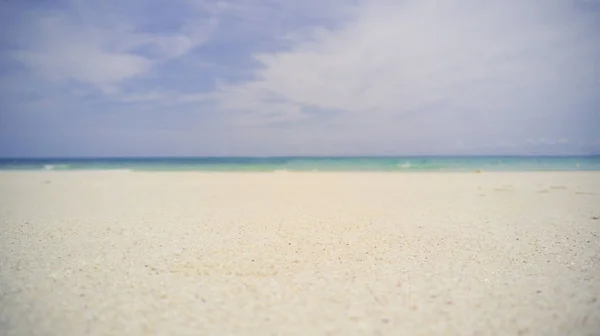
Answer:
[{"left": 1, "top": 171, "right": 599, "bottom": 335}]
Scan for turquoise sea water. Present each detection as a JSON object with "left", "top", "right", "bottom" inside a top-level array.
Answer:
[{"left": 0, "top": 157, "right": 599, "bottom": 172}]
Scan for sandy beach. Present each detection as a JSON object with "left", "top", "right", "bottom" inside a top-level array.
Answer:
[{"left": 0, "top": 171, "right": 599, "bottom": 335}]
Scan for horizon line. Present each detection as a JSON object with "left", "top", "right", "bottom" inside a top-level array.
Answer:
[{"left": 1, "top": 154, "right": 599, "bottom": 160}]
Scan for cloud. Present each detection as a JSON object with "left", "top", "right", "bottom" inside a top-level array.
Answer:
[
  {"left": 4, "top": 0, "right": 217, "bottom": 92},
  {"left": 1, "top": 0, "right": 599, "bottom": 156},
  {"left": 210, "top": 0, "right": 600, "bottom": 135}
]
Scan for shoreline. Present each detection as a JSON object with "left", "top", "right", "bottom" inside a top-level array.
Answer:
[{"left": 1, "top": 169, "right": 600, "bottom": 174}]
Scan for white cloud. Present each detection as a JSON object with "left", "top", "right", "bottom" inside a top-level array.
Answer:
[
  {"left": 211, "top": 0, "right": 599, "bottom": 128},
  {"left": 12, "top": 49, "right": 151, "bottom": 88},
  {"left": 6, "top": 1, "right": 217, "bottom": 91},
  {"left": 526, "top": 138, "right": 571, "bottom": 146},
  {"left": 117, "top": 92, "right": 174, "bottom": 103},
  {"left": 2, "top": 0, "right": 599, "bottom": 156},
  {"left": 117, "top": 91, "right": 214, "bottom": 104},
  {"left": 189, "top": 0, "right": 358, "bottom": 32}
]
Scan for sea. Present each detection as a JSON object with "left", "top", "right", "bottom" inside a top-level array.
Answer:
[{"left": 0, "top": 156, "right": 599, "bottom": 172}]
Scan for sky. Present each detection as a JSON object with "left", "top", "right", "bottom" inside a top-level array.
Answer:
[{"left": 0, "top": 0, "right": 599, "bottom": 157}]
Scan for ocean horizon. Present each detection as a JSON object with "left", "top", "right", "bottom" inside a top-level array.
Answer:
[{"left": 1, "top": 155, "right": 599, "bottom": 172}]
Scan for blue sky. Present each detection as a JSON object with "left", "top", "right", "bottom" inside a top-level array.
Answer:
[{"left": 1, "top": 0, "right": 599, "bottom": 157}]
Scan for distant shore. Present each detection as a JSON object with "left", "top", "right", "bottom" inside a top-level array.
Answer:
[{"left": 1, "top": 156, "right": 599, "bottom": 172}]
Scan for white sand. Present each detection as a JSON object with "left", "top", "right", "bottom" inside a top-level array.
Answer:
[{"left": 0, "top": 171, "right": 599, "bottom": 335}]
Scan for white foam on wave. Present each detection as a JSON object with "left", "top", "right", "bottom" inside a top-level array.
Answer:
[{"left": 398, "top": 162, "right": 412, "bottom": 169}]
